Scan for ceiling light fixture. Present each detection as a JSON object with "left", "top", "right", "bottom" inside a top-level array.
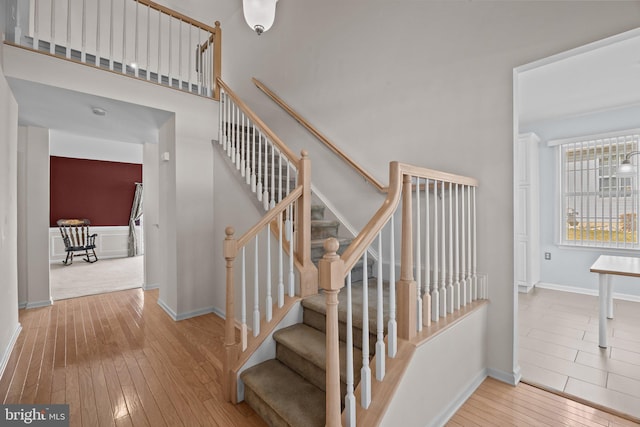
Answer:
[
  {"left": 617, "top": 151, "right": 640, "bottom": 177},
  {"left": 91, "top": 106, "right": 107, "bottom": 116},
  {"left": 243, "top": 0, "right": 278, "bottom": 35}
]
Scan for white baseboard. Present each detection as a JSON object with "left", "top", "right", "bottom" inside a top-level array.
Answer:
[
  {"left": 429, "top": 370, "right": 487, "bottom": 427},
  {"left": 18, "top": 301, "right": 27, "bottom": 309},
  {"left": 536, "top": 282, "right": 640, "bottom": 303},
  {"left": 25, "top": 299, "right": 53, "bottom": 309},
  {"left": 142, "top": 283, "right": 159, "bottom": 291},
  {"left": 0, "top": 323, "right": 22, "bottom": 381},
  {"left": 518, "top": 284, "right": 534, "bottom": 294},
  {"left": 157, "top": 298, "right": 215, "bottom": 321},
  {"left": 487, "top": 366, "right": 521, "bottom": 386}
]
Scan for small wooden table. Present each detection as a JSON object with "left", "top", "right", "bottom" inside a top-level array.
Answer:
[{"left": 590, "top": 255, "right": 640, "bottom": 348}]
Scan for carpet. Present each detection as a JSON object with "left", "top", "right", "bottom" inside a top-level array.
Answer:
[{"left": 50, "top": 256, "right": 143, "bottom": 300}]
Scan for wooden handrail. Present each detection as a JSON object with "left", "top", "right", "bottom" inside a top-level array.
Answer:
[
  {"left": 340, "top": 162, "right": 478, "bottom": 273},
  {"left": 252, "top": 78, "right": 388, "bottom": 193},
  {"left": 135, "top": 0, "right": 219, "bottom": 33},
  {"left": 217, "top": 78, "right": 300, "bottom": 167},
  {"left": 236, "top": 186, "right": 303, "bottom": 249}
]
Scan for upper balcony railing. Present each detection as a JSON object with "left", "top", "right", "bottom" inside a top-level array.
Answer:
[{"left": 4, "top": 0, "right": 221, "bottom": 99}]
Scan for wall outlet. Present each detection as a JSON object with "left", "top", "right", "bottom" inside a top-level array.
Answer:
[{"left": 544, "top": 252, "right": 551, "bottom": 260}]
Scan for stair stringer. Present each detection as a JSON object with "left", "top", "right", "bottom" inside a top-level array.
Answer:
[{"left": 234, "top": 299, "right": 304, "bottom": 403}]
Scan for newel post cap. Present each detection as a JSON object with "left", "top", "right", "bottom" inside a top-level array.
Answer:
[
  {"left": 318, "top": 238, "right": 344, "bottom": 292},
  {"left": 224, "top": 226, "right": 237, "bottom": 260}
]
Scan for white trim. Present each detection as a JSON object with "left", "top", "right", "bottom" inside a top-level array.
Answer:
[
  {"left": 211, "top": 306, "right": 226, "bottom": 319},
  {"left": 0, "top": 324, "right": 22, "bottom": 381},
  {"left": 142, "top": 283, "right": 159, "bottom": 291},
  {"left": 25, "top": 299, "right": 53, "bottom": 309},
  {"left": 428, "top": 370, "right": 487, "bottom": 427},
  {"left": 487, "top": 366, "right": 521, "bottom": 387},
  {"left": 156, "top": 298, "right": 215, "bottom": 321},
  {"left": 547, "top": 128, "right": 640, "bottom": 147},
  {"left": 18, "top": 302, "right": 27, "bottom": 309},
  {"left": 157, "top": 298, "right": 178, "bottom": 320},
  {"left": 536, "top": 281, "right": 640, "bottom": 303}
]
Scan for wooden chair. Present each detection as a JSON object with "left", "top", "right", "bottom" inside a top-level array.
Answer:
[{"left": 56, "top": 219, "right": 99, "bottom": 265}]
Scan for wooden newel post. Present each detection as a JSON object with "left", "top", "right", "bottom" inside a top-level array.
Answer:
[
  {"left": 223, "top": 226, "right": 239, "bottom": 402},
  {"left": 398, "top": 175, "right": 417, "bottom": 340},
  {"left": 213, "top": 21, "right": 222, "bottom": 100},
  {"left": 318, "top": 238, "right": 344, "bottom": 427},
  {"left": 297, "top": 150, "right": 318, "bottom": 297}
]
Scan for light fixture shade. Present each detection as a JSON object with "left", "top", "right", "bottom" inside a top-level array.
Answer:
[
  {"left": 617, "top": 161, "right": 636, "bottom": 177},
  {"left": 243, "top": 0, "right": 277, "bottom": 35}
]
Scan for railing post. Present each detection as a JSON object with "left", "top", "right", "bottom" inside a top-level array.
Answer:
[
  {"left": 398, "top": 174, "right": 417, "bottom": 340},
  {"left": 297, "top": 150, "right": 318, "bottom": 297},
  {"left": 223, "top": 226, "right": 239, "bottom": 403},
  {"left": 213, "top": 21, "right": 222, "bottom": 100},
  {"left": 318, "top": 238, "right": 344, "bottom": 427}
]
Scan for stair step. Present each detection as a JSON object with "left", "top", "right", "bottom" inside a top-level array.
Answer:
[
  {"left": 241, "top": 359, "right": 325, "bottom": 427},
  {"left": 274, "top": 324, "right": 362, "bottom": 395},
  {"left": 311, "top": 205, "right": 325, "bottom": 220},
  {"left": 311, "top": 220, "right": 340, "bottom": 240}
]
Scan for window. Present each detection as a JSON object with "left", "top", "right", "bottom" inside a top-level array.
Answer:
[{"left": 556, "top": 131, "right": 640, "bottom": 248}]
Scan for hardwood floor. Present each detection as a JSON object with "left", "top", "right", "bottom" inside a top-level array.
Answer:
[
  {"left": 519, "top": 287, "right": 640, "bottom": 420},
  {"left": 1, "top": 287, "right": 636, "bottom": 426}
]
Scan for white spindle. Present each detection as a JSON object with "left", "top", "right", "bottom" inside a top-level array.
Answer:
[
  {"left": 376, "top": 233, "right": 385, "bottom": 381},
  {"left": 278, "top": 152, "right": 283, "bottom": 202},
  {"left": 288, "top": 205, "right": 295, "bottom": 297},
  {"left": 33, "top": 0, "right": 39, "bottom": 50},
  {"left": 250, "top": 238, "right": 258, "bottom": 345},
  {"left": 157, "top": 11, "right": 161, "bottom": 82},
  {"left": 241, "top": 247, "right": 247, "bottom": 351},
  {"left": 245, "top": 119, "right": 251, "bottom": 184},
  {"left": 134, "top": 0, "right": 139, "bottom": 77},
  {"left": 388, "top": 214, "right": 397, "bottom": 358},
  {"left": 262, "top": 141, "right": 269, "bottom": 210},
  {"left": 228, "top": 104, "right": 234, "bottom": 158},
  {"left": 235, "top": 110, "right": 241, "bottom": 170},
  {"left": 167, "top": 12, "right": 172, "bottom": 84},
  {"left": 345, "top": 271, "right": 356, "bottom": 427},
  {"left": 218, "top": 91, "right": 223, "bottom": 149},
  {"left": 440, "top": 180, "right": 447, "bottom": 317},
  {"left": 460, "top": 185, "right": 467, "bottom": 306},
  {"left": 285, "top": 160, "right": 292, "bottom": 241},
  {"left": 146, "top": 4, "right": 151, "bottom": 80},
  {"left": 240, "top": 113, "right": 246, "bottom": 176},
  {"left": 361, "top": 250, "right": 371, "bottom": 409},
  {"left": 109, "top": 0, "right": 114, "bottom": 69},
  {"left": 270, "top": 145, "right": 276, "bottom": 209},
  {"left": 178, "top": 19, "right": 182, "bottom": 86},
  {"left": 187, "top": 23, "right": 192, "bottom": 90},
  {"left": 250, "top": 124, "right": 257, "bottom": 192},
  {"left": 467, "top": 184, "right": 473, "bottom": 304},
  {"left": 50, "top": 0, "right": 56, "bottom": 54},
  {"left": 95, "top": 0, "right": 101, "bottom": 65},
  {"left": 448, "top": 182, "right": 454, "bottom": 314},
  {"left": 472, "top": 186, "right": 478, "bottom": 300},
  {"left": 432, "top": 181, "right": 440, "bottom": 322},
  {"left": 81, "top": 0, "right": 86, "bottom": 62},
  {"left": 66, "top": 0, "right": 71, "bottom": 58},
  {"left": 253, "top": 234, "right": 261, "bottom": 336},
  {"left": 122, "top": 0, "right": 127, "bottom": 74},
  {"left": 415, "top": 177, "right": 423, "bottom": 331},
  {"left": 277, "top": 211, "right": 284, "bottom": 308},
  {"left": 266, "top": 228, "right": 272, "bottom": 322},
  {"left": 454, "top": 184, "right": 461, "bottom": 311},
  {"left": 423, "top": 178, "right": 431, "bottom": 327},
  {"left": 257, "top": 131, "right": 263, "bottom": 201}
]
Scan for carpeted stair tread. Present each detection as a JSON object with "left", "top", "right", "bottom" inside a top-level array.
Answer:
[
  {"left": 241, "top": 359, "right": 325, "bottom": 427},
  {"left": 274, "top": 324, "right": 362, "bottom": 391}
]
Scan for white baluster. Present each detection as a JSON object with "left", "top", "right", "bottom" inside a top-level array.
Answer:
[
  {"left": 134, "top": 0, "right": 139, "bottom": 77},
  {"left": 33, "top": 0, "right": 39, "bottom": 50},
  {"left": 361, "top": 251, "right": 371, "bottom": 409},
  {"left": 287, "top": 205, "right": 295, "bottom": 297},
  {"left": 473, "top": 186, "right": 478, "bottom": 300},
  {"left": 454, "top": 184, "right": 461, "bottom": 311},
  {"left": 277, "top": 211, "right": 285, "bottom": 308},
  {"left": 266, "top": 228, "right": 272, "bottom": 322},
  {"left": 270, "top": 145, "right": 276, "bottom": 209},
  {"left": 240, "top": 113, "right": 246, "bottom": 176},
  {"left": 376, "top": 233, "right": 385, "bottom": 381},
  {"left": 262, "top": 141, "right": 269, "bottom": 211},
  {"left": 415, "top": 177, "right": 422, "bottom": 331},
  {"left": 66, "top": 0, "right": 71, "bottom": 59},
  {"left": 284, "top": 159, "right": 292, "bottom": 241},
  {"left": 388, "top": 215, "right": 397, "bottom": 358},
  {"left": 122, "top": 0, "right": 126, "bottom": 74},
  {"left": 423, "top": 178, "right": 431, "bottom": 326},
  {"left": 431, "top": 181, "right": 440, "bottom": 322},
  {"left": 278, "top": 151, "right": 283, "bottom": 202},
  {"left": 467, "top": 184, "right": 473, "bottom": 304},
  {"left": 228, "top": 103, "right": 234, "bottom": 158},
  {"left": 440, "top": 181, "right": 447, "bottom": 317},
  {"left": 254, "top": 235, "right": 261, "bottom": 336},
  {"left": 157, "top": 11, "right": 161, "bottom": 82},
  {"left": 345, "top": 271, "right": 356, "bottom": 427},
  {"left": 218, "top": 91, "right": 223, "bottom": 149},
  {"left": 241, "top": 247, "right": 247, "bottom": 351},
  {"left": 146, "top": 4, "right": 151, "bottom": 80},
  {"left": 245, "top": 119, "right": 251, "bottom": 184},
  {"left": 50, "top": 0, "right": 56, "bottom": 54},
  {"left": 460, "top": 185, "right": 467, "bottom": 306},
  {"left": 250, "top": 124, "right": 257, "bottom": 192},
  {"left": 257, "top": 131, "right": 263, "bottom": 201},
  {"left": 187, "top": 23, "right": 192, "bottom": 90},
  {"left": 253, "top": 236, "right": 259, "bottom": 336},
  {"left": 177, "top": 19, "right": 182, "bottom": 86},
  {"left": 81, "top": 0, "right": 86, "bottom": 62},
  {"left": 447, "top": 182, "right": 454, "bottom": 314},
  {"left": 168, "top": 11, "right": 172, "bottom": 84},
  {"left": 109, "top": 0, "right": 114, "bottom": 69},
  {"left": 96, "top": 0, "right": 101, "bottom": 65},
  {"left": 235, "top": 110, "right": 241, "bottom": 170}
]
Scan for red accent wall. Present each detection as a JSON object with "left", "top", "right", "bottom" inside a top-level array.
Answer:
[{"left": 50, "top": 156, "right": 142, "bottom": 227}]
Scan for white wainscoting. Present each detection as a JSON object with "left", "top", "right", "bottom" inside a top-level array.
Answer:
[{"left": 49, "top": 226, "right": 142, "bottom": 262}]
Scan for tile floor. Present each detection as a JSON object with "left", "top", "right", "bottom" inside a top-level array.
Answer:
[{"left": 519, "top": 287, "right": 640, "bottom": 420}]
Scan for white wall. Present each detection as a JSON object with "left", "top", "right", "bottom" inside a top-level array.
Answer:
[
  {"left": 50, "top": 130, "right": 143, "bottom": 164},
  {"left": 211, "top": 0, "right": 640, "bottom": 383},
  {"left": 17, "top": 125, "right": 51, "bottom": 308},
  {"left": 3, "top": 44, "right": 218, "bottom": 319},
  {"left": 0, "top": 54, "right": 21, "bottom": 379},
  {"left": 143, "top": 142, "right": 160, "bottom": 289}
]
